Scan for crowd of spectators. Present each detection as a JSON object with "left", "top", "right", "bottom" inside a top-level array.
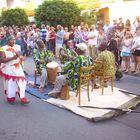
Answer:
[{"left": 0, "top": 16, "right": 140, "bottom": 76}]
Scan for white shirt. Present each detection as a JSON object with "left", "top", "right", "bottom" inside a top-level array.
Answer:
[
  {"left": 121, "top": 38, "right": 132, "bottom": 53},
  {"left": 1, "top": 45, "right": 25, "bottom": 78},
  {"left": 103, "top": 24, "right": 113, "bottom": 34},
  {"left": 46, "top": 30, "right": 51, "bottom": 42},
  {"left": 88, "top": 30, "right": 98, "bottom": 46},
  {"left": 132, "top": 36, "right": 140, "bottom": 50}
]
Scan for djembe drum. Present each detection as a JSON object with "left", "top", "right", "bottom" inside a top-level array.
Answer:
[
  {"left": 60, "top": 84, "right": 70, "bottom": 100},
  {"left": 46, "top": 61, "right": 59, "bottom": 84}
]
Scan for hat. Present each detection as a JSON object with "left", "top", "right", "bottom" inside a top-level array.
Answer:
[{"left": 76, "top": 43, "right": 87, "bottom": 52}]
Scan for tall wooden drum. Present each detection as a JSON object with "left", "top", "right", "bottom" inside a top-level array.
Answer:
[{"left": 46, "top": 62, "right": 59, "bottom": 84}]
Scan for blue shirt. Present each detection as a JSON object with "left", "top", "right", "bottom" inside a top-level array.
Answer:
[
  {"left": 40, "top": 29, "right": 47, "bottom": 40},
  {"left": 56, "top": 30, "right": 64, "bottom": 45}
]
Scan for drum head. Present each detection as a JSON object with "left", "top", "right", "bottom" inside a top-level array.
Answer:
[{"left": 46, "top": 61, "right": 59, "bottom": 68}]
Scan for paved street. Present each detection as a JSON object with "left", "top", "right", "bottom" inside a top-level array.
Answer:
[{"left": 0, "top": 56, "right": 140, "bottom": 140}]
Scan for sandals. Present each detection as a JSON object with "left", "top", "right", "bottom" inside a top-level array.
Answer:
[
  {"left": 131, "top": 70, "right": 136, "bottom": 73},
  {"left": 124, "top": 70, "right": 129, "bottom": 73},
  {"left": 133, "top": 71, "right": 140, "bottom": 75},
  {"left": 122, "top": 69, "right": 126, "bottom": 72}
]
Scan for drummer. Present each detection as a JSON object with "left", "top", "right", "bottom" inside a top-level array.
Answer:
[
  {"left": 59, "top": 39, "right": 78, "bottom": 64},
  {"left": 33, "top": 40, "right": 54, "bottom": 92},
  {"left": 48, "top": 43, "right": 93, "bottom": 98}
]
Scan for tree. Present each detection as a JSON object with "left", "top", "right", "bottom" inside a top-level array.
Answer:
[
  {"left": 0, "top": 8, "right": 29, "bottom": 26},
  {"left": 35, "top": 0, "right": 81, "bottom": 27},
  {"left": 80, "top": 8, "right": 101, "bottom": 26}
]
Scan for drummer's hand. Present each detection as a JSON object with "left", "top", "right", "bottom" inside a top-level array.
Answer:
[
  {"left": 71, "top": 56, "right": 76, "bottom": 60},
  {"left": 48, "top": 59, "right": 52, "bottom": 63},
  {"left": 68, "top": 56, "right": 74, "bottom": 60}
]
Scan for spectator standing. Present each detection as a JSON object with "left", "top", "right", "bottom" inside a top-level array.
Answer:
[
  {"left": 121, "top": 31, "right": 133, "bottom": 73},
  {"left": 63, "top": 27, "right": 70, "bottom": 44},
  {"left": 46, "top": 25, "right": 51, "bottom": 50},
  {"left": 131, "top": 27, "right": 140, "bottom": 75},
  {"left": 103, "top": 20, "right": 112, "bottom": 35},
  {"left": 125, "top": 19, "right": 132, "bottom": 31},
  {"left": 55, "top": 25, "right": 64, "bottom": 58},
  {"left": 48, "top": 26, "right": 56, "bottom": 55},
  {"left": 87, "top": 25, "right": 98, "bottom": 59},
  {"left": 40, "top": 24, "right": 47, "bottom": 44}
]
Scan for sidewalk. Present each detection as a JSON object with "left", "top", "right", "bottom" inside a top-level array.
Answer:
[{"left": 121, "top": 60, "right": 140, "bottom": 77}]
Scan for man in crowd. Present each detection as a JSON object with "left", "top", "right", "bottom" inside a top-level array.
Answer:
[
  {"left": 87, "top": 25, "right": 98, "bottom": 59},
  {"left": 55, "top": 25, "right": 64, "bottom": 58},
  {"left": 40, "top": 24, "right": 47, "bottom": 44}
]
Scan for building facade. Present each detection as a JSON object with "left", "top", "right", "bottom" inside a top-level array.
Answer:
[
  {"left": 76, "top": 0, "right": 140, "bottom": 23},
  {"left": 1, "top": 0, "right": 140, "bottom": 22},
  {"left": 0, "top": 0, "right": 44, "bottom": 16}
]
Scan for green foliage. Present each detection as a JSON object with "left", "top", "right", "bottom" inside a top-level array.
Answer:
[
  {"left": 35, "top": 0, "right": 81, "bottom": 27},
  {"left": 0, "top": 8, "right": 29, "bottom": 26},
  {"left": 80, "top": 9, "right": 101, "bottom": 25}
]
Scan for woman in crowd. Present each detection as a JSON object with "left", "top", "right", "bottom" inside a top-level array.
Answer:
[
  {"left": 96, "top": 27, "right": 107, "bottom": 50},
  {"left": 131, "top": 27, "right": 140, "bottom": 75},
  {"left": 121, "top": 31, "right": 133, "bottom": 73},
  {"left": 64, "top": 27, "right": 70, "bottom": 44},
  {"left": 125, "top": 19, "right": 132, "bottom": 31},
  {"left": 73, "top": 26, "right": 82, "bottom": 47},
  {"left": 107, "top": 27, "right": 119, "bottom": 64},
  {"left": 48, "top": 26, "right": 56, "bottom": 55},
  {"left": 81, "top": 27, "right": 89, "bottom": 43}
]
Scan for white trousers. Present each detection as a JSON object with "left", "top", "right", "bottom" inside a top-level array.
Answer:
[
  {"left": 88, "top": 45, "right": 98, "bottom": 59},
  {"left": 53, "top": 75, "right": 66, "bottom": 92},
  {"left": 4, "top": 79, "right": 26, "bottom": 99},
  {"left": 55, "top": 44, "right": 62, "bottom": 57},
  {"left": 40, "top": 68, "right": 47, "bottom": 88}
]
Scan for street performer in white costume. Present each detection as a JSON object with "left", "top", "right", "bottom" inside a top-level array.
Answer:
[{"left": 0, "top": 35, "right": 29, "bottom": 104}]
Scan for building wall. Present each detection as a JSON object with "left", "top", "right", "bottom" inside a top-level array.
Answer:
[
  {"left": 7, "top": 0, "right": 14, "bottom": 8},
  {"left": 0, "top": 0, "right": 7, "bottom": 8},
  {"left": 109, "top": 0, "right": 140, "bottom": 23},
  {"left": 99, "top": 7, "right": 110, "bottom": 22},
  {"left": 94, "top": 0, "right": 140, "bottom": 23},
  {"left": 0, "top": 0, "right": 44, "bottom": 16}
]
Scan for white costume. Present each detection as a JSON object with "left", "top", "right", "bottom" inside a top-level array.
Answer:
[{"left": 0, "top": 45, "right": 26, "bottom": 99}]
